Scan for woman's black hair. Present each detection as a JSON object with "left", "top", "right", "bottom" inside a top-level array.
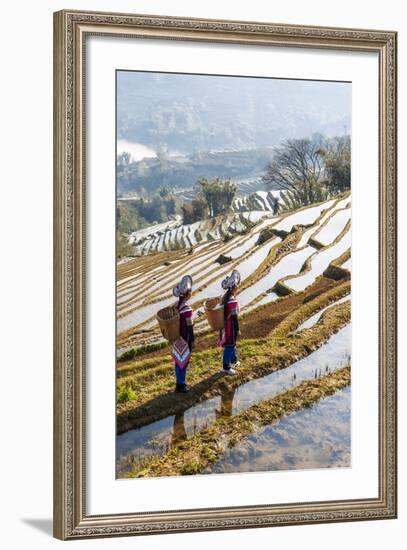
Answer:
[
  {"left": 222, "top": 287, "right": 232, "bottom": 304},
  {"left": 177, "top": 289, "right": 191, "bottom": 310}
]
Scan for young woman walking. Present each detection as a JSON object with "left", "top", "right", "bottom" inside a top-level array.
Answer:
[
  {"left": 218, "top": 269, "right": 241, "bottom": 375},
  {"left": 172, "top": 275, "right": 195, "bottom": 393}
]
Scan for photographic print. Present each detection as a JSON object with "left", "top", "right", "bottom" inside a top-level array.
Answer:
[{"left": 115, "top": 71, "right": 352, "bottom": 479}]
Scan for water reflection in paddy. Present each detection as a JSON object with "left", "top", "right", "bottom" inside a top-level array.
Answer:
[
  {"left": 205, "top": 386, "right": 350, "bottom": 474},
  {"left": 230, "top": 324, "right": 350, "bottom": 415},
  {"left": 116, "top": 396, "right": 221, "bottom": 476},
  {"left": 116, "top": 325, "right": 351, "bottom": 476},
  {"left": 295, "top": 295, "right": 350, "bottom": 332}
]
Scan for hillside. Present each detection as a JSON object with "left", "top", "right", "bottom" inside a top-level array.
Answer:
[
  {"left": 117, "top": 147, "right": 275, "bottom": 195},
  {"left": 127, "top": 210, "right": 273, "bottom": 255},
  {"left": 122, "top": 190, "right": 284, "bottom": 257},
  {"left": 117, "top": 193, "right": 350, "bottom": 349},
  {"left": 233, "top": 189, "right": 282, "bottom": 212}
]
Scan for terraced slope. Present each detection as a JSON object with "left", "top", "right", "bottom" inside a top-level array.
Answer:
[
  {"left": 129, "top": 211, "right": 274, "bottom": 256},
  {"left": 233, "top": 190, "right": 282, "bottom": 212},
  {"left": 117, "top": 192, "right": 350, "bottom": 354},
  {"left": 116, "top": 192, "right": 352, "bottom": 478}
]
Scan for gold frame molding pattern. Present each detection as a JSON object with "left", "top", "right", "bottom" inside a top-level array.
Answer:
[{"left": 53, "top": 9, "right": 397, "bottom": 540}]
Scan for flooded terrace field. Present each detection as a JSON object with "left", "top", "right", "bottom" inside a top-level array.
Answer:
[{"left": 117, "top": 324, "right": 351, "bottom": 477}]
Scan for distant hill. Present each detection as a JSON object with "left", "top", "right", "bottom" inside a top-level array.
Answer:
[
  {"left": 117, "top": 71, "right": 350, "bottom": 155},
  {"left": 117, "top": 147, "right": 276, "bottom": 195}
]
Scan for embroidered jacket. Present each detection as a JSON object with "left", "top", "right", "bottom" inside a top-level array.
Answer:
[
  {"left": 178, "top": 301, "right": 195, "bottom": 351},
  {"left": 222, "top": 295, "right": 240, "bottom": 346}
]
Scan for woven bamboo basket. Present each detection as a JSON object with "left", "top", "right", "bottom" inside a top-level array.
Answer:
[
  {"left": 204, "top": 296, "right": 224, "bottom": 331},
  {"left": 156, "top": 305, "right": 180, "bottom": 343}
]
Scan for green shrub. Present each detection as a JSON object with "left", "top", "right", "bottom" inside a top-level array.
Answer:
[{"left": 117, "top": 383, "right": 137, "bottom": 404}]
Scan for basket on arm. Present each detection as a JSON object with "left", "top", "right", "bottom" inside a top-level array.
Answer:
[
  {"left": 156, "top": 305, "right": 180, "bottom": 343},
  {"left": 204, "top": 296, "right": 224, "bottom": 331}
]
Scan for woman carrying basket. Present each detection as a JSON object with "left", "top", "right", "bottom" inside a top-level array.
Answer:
[
  {"left": 219, "top": 269, "right": 241, "bottom": 375},
  {"left": 172, "top": 275, "right": 195, "bottom": 393}
]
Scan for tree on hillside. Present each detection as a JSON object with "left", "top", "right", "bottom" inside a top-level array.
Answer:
[
  {"left": 271, "top": 195, "right": 281, "bottom": 215},
  {"left": 319, "top": 135, "right": 351, "bottom": 194},
  {"left": 182, "top": 194, "right": 208, "bottom": 225},
  {"left": 157, "top": 186, "right": 176, "bottom": 216},
  {"left": 192, "top": 194, "right": 208, "bottom": 220},
  {"left": 262, "top": 135, "right": 330, "bottom": 209},
  {"left": 198, "top": 177, "right": 238, "bottom": 217},
  {"left": 158, "top": 185, "right": 171, "bottom": 198},
  {"left": 117, "top": 151, "right": 131, "bottom": 168},
  {"left": 117, "top": 231, "right": 134, "bottom": 260},
  {"left": 156, "top": 144, "right": 170, "bottom": 172}
]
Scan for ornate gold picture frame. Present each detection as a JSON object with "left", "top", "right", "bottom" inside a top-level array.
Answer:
[{"left": 53, "top": 9, "right": 397, "bottom": 540}]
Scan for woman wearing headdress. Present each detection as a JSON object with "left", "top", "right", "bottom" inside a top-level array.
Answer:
[
  {"left": 172, "top": 275, "right": 195, "bottom": 393},
  {"left": 219, "top": 269, "right": 241, "bottom": 375}
]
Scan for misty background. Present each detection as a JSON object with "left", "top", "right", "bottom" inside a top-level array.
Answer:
[
  {"left": 117, "top": 71, "right": 350, "bottom": 160},
  {"left": 116, "top": 70, "right": 351, "bottom": 257}
]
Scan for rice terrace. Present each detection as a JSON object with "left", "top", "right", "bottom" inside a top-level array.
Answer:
[{"left": 115, "top": 71, "right": 352, "bottom": 479}]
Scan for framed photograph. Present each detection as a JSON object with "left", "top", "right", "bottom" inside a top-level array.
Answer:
[{"left": 53, "top": 9, "right": 397, "bottom": 540}]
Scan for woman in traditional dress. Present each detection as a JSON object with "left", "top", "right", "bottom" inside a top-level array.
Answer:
[
  {"left": 172, "top": 275, "right": 195, "bottom": 393},
  {"left": 219, "top": 269, "right": 241, "bottom": 375}
]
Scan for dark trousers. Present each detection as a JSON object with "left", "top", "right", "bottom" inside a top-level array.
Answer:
[
  {"left": 223, "top": 345, "right": 237, "bottom": 369},
  {"left": 174, "top": 362, "right": 188, "bottom": 385}
]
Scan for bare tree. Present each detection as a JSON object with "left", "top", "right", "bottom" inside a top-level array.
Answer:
[
  {"left": 263, "top": 136, "right": 325, "bottom": 191},
  {"left": 320, "top": 135, "right": 351, "bottom": 194},
  {"left": 262, "top": 136, "right": 330, "bottom": 208},
  {"left": 181, "top": 193, "right": 208, "bottom": 224}
]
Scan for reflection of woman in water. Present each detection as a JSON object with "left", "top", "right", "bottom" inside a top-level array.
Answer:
[
  {"left": 218, "top": 270, "right": 241, "bottom": 375},
  {"left": 171, "top": 411, "right": 187, "bottom": 448},
  {"left": 216, "top": 386, "right": 237, "bottom": 420},
  {"left": 172, "top": 275, "right": 195, "bottom": 393}
]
